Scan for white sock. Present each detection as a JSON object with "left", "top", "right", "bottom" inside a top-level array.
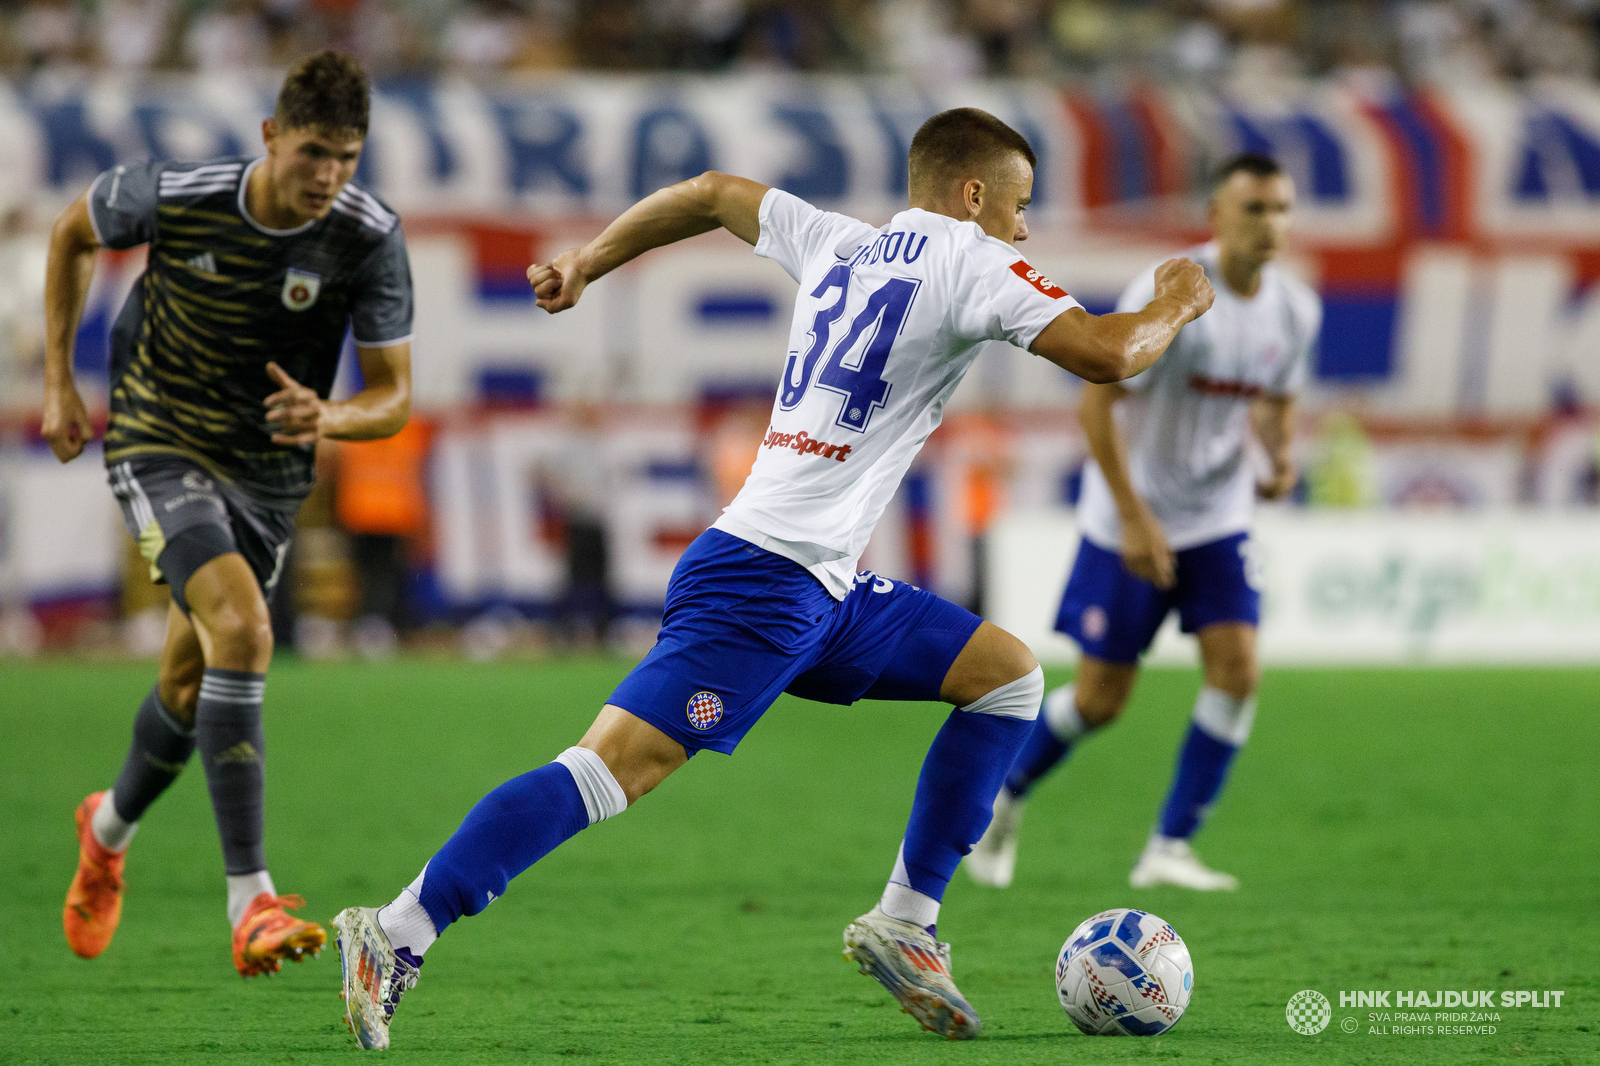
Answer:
[
  {"left": 879, "top": 843, "right": 940, "bottom": 928},
  {"left": 378, "top": 866, "right": 439, "bottom": 956},
  {"left": 554, "top": 746, "right": 628, "bottom": 824},
  {"left": 227, "top": 870, "right": 276, "bottom": 927},
  {"left": 1041, "top": 684, "right": 1089, "bottom": 743},
  {"left": 1191, "top": 686, "right": 1257, "bottom": 746},
  {"left": 91, "top": 792, "right": 138, "bottom": 853}
]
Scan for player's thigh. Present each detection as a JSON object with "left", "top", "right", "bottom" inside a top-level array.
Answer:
[
  {"left": 578, "top": 705, "right": 689, "bottom": 807},
  {"left": 1172, "top": 533, "right": 1260, "bottom": 637},
  {"left": 157, "top": 601, "right": 206, "bottom": 722},
  {"left": 1195, "top": 623, "right": 1258, "bottom": 699},
  {"left": 1073, "top": 654, "right": 1139, "bottom": 726},
  {"left": 607, "top": 529, "right": 836, "bottom": 755},
  {"left": 1053, "top": 538, "right": 1173, "bottom": 665},
  {"left": 791, "top": 575, "right": 1038, "bottom": 708}
]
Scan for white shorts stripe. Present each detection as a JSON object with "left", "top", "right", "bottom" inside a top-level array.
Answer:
[{"left": 121, "top": 462, "right": 156, "bottom": 530}]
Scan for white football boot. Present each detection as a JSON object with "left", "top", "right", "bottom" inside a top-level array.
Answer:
[
  {"left": 843, "top": 905, "right": 981, "bottom": 1039},
  {"left": 1129, "top": 835, "right": 1239, "bottom": 891},
  {"left": 332, "top": 906, "right": 423, "bottom": 1050},
  {"left": 963, "top": 789, "right": 1024, "bottom": 888}
]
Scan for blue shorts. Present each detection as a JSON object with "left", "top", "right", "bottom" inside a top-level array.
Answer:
[
  {"left": 609, "top": 529, "right": 983, "bottom": 755},
  {"left": 1053, "top": 532, "right": 1259, "bottom": 665}
]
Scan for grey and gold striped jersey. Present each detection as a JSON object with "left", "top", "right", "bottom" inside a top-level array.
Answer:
[{"left": 89, "top": 156, "right": 413, "bottom": 503}]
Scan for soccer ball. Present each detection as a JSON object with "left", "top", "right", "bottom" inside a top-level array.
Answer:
[{"left": 1055, "top": 908, "right": 1193, "bottom": 1036}]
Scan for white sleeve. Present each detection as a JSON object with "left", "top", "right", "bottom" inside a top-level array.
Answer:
[
  {"left": 969, "top": 251, "right": 1082, "bottom": 351},
  {"left": 1112, "top": 265, "right": 1163, "bottom": 393},
  {"left": 754, "top": 188, "right": 874, "bottom": 283},
  {"left": 1273, "top": 287, "right": 1322, "bottom": 398}
]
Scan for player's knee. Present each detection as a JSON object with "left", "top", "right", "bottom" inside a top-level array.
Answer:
[
  {"left": 960, "top": 663, "right": 1044, "bottom": 721},
  {"left": 1076, "top": 690, "right": 1126, "bottom": 729},
  {"left": 1206, "top": 655, "right": 1258, "bottom": 700},
  {"left": 203, "top": 605, "right": 274, "bottom": 667},
  {"left": 944, "top": 623, "right": 1039, "bottom": 708}
]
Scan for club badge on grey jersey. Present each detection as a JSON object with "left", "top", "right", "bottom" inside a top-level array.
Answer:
[{"left": 281, "top": 268, "right": 322, "bottom": 311}]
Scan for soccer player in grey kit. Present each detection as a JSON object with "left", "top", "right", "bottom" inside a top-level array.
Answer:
[{"left": 43, "top": 51, "right": 414, "bottom": 976}]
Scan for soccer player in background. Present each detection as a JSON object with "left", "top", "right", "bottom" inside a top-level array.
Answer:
[
  {"left": 41, "top": 52, "right": 414, "bottom": 975},
  {"left": 964, "top": 154, "right": 1320, "bottom": 892},
  {"left": 330, "top": 108, "right": 1214, "bottom": 1049}
]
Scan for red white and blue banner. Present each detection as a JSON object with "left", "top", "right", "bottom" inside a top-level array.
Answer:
[{"left": 5, "top": 76, "right": 1600, "bottom": 622}]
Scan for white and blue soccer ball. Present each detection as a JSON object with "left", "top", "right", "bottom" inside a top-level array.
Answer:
[{"left": 1055, "top": 908, "right": 1193, "bottom": 1036}]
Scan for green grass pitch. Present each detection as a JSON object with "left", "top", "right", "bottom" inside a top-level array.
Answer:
[{"left": 2, "top": 658, "right": 1595, "bottom": 1065}]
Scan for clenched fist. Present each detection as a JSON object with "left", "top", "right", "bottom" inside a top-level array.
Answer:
[
  {"left": 41, "top": 383, "right": 93, "bottom": 463},
  {"left": 1153, "top": 258, "right": 1215, "bottom": 324}
]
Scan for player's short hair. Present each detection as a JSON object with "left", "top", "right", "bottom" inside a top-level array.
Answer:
[
  {"left": 274, "top": 51, "right": 369, "bottom": 138},
  {"left": 1213, "top": 153, "right": 1283, "bottom": 188},
  {"left": 908, "top": 108, "right": 1037, "bottom": 197}
]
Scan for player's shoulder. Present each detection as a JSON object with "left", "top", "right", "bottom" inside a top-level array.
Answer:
[
  {"left": 329, "top": 179, "right": 402, "bottom": 238},
  {"left": 150, "top": 156, "right": 251, "bottom": 201},
  {"left": 1267, "top": 264, "right": 1323, "bottom": 325},
  {"left": 1274, "top": 266, "right": 1322, "bottom": 310}
]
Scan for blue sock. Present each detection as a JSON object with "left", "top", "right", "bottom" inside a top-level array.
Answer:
[
  {"left": 417, "top": 763, "right": 590, "bottom": 935},
  {"left": 898, "top": 709, "right": 1032, "bottom": 902},
  {"left": 1004, "top": 715, "right": 1071, "bottom": 798},
  {"left": 1157, "top": 725, "right": 1239, "bottom": 839},
  {"left": 1004, "top": 684, "right": 1089, "bottom": 798},
  {"left": 1157, "top": 687, "right": 1255, "bottom": 839}
]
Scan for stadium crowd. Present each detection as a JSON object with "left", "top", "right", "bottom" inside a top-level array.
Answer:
[{"left": 0, "top": 0, "right": 1595, "bottom": 84}]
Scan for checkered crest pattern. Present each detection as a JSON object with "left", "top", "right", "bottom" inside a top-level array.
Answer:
[
  {"left": 686, "top": 691, "right": 724, "bottom": 731},
  {"left": 1286, "top": 990, "right": 1331, "bottom": 1034}
]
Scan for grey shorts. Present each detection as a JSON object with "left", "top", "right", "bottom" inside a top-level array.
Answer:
[{"left": 108, "top": 455, "right": 298, "bottom": 613}]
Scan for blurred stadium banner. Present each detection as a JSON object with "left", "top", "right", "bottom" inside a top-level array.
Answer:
[
  {"left": 990, "top": 509, "right": 1600, "bottom": 665},
  {"left": 13, "top": 74, "right": 1600, "bottom": 411},
  {"left": 3, "top": 75, "right": 1600, "bottom": 640}
]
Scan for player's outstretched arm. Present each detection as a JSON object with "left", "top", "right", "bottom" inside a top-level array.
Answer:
[
  {"left": 1251, "top": 394, "right": 1298, "bottom": 499},
  {"left": 264, "top": 343, "right": 411, "bottom": 446},
  {"left": 41, "top": 195, "right": 101, "bottom": 463},
  {"left": 1081, "top": 381, "right": 1175, "bottom": 588},
  {"left": 527, "top": 171, "right": 769, "bottom": 314},
  {"left": 1030, "top": 258, "right": 1215, "bottom": 384}
]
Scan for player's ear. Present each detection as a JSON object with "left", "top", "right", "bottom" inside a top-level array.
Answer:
[
  {"left": 963, "top": 178, "right": 983, "bottom": 219},
  {"left": 261, "top": 118, "right": 278, "bottom": 150}
]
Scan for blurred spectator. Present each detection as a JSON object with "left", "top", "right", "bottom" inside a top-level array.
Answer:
[
  {"left": 962, "top": 0, "right": 1048, "bottom": 75},
  {"left": 13, "top": 0, "right": 88, "bottom": 69},
  {"left": 96, "top": 0, "right": 177, "bottom": 70},
  {"left": 185, "top": 0, "right": 272, "bottom": 71},
  {"left": 443, "top": 0, "right": 526, "bottom": 73},
  {"left": 0, "top": 0, "right": 1594, "bottom": 84},
  {"left": 335, "top": 419, "right": 432, "bottom": 659},
  {"left": 875, "top": 0, "right": 985, "bottom": 81}
]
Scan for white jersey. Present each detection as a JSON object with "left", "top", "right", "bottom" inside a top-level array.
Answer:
[
  {"left": 715, "top": 189, "right": 1081, "bottom": 599},
  {"left": 1077, "top": 243, "right": 1321, "bottom": 553}
]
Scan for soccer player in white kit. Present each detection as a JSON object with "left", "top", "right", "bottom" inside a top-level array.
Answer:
[
  {"left": 327, "top": 109, "right": 1214, "bottom": 1049},
  {"left": 966, "top": 155, "right": 1321, "bottom": 892}
]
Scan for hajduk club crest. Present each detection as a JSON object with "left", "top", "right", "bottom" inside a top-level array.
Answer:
[
  {"left": 686, "top": 691, "right": 724, "bottom": 731},
  {"left": 281, "top": 268, "right": 321, "bottom": 311}
]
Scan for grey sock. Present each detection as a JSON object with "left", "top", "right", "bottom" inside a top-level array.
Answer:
[
  {"left": 111, "top": 687, "right": 197, "bottom": 823},
  {"left": 195, "top": 669, "right": 268, "bottom": 875}
]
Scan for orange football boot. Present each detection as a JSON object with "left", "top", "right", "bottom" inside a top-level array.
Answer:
[
  {"left": 232, "top": 892, "right": 327, "bottom": 977},
  {"left": 63, "top": 791, "right": 126, "bottom": 959}
]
